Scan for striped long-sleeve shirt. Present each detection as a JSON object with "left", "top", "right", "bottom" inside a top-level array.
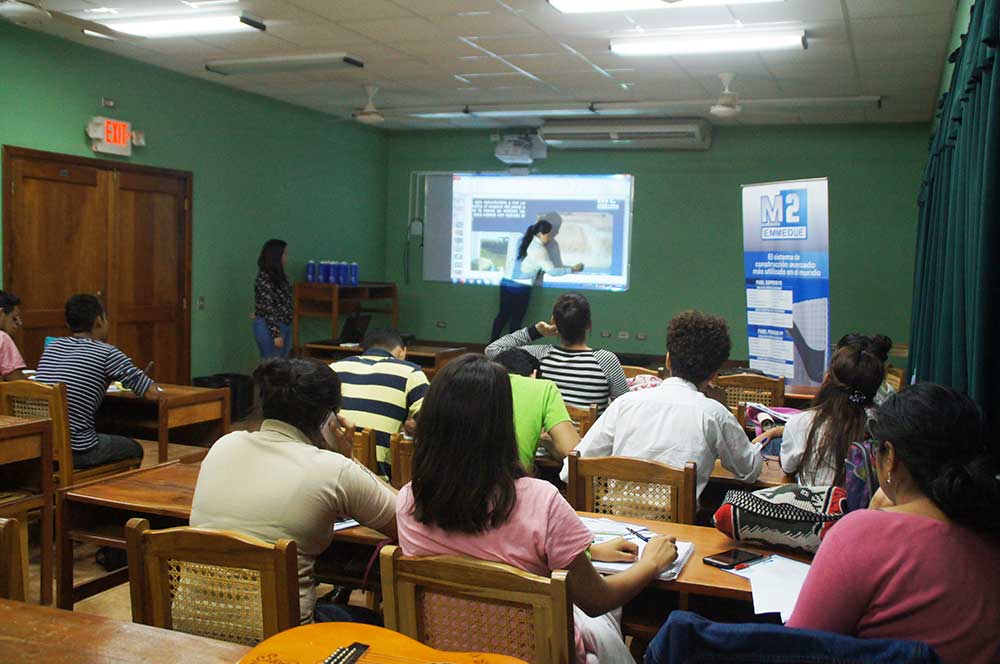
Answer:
[
  {"left": 35, "top": 337, "right": 154, "bottom": 453},
  {"left": 485, "top": 326, "right": 628, "bottom": 412}
]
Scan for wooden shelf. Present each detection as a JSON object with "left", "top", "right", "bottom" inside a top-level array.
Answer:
[{"left": 292, "top": 281, "right": 399, "bottom": 350}]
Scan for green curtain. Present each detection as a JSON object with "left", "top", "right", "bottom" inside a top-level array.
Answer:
[{"left": 910, "top": 0, "right": 999, "bottom": 420}]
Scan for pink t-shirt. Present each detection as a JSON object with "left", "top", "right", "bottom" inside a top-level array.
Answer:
[
  {"left": 0, "top": 331, "right": 26, "bottom": 377},
  {"left": 397, "top": 477, "right": 594, "bottom": 661},
  {"left": 788, "top": 509, "right": 1000, "bottom": 664}
]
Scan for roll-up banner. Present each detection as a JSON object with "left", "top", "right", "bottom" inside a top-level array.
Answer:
[{"left": 741, "top": 178, "right": 830, "bottom": 388}]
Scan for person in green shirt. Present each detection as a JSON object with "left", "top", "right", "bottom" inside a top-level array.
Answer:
[{"left": 495, "top": 348, "right": 580, "bottom": 471}]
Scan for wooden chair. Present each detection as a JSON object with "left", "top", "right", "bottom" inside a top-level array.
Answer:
[
  {"left": 885, "top": 365, "right": 905, "bottom": 393},
  {"left": 0, "top": 517, "right": 25, "bottom": 601},
  {"left": 351, "top": 427, "right": 378, "bottom": 473},
  {"left": 714, "top": 373, "right": 785, "bottom": 409},
  {"left": 390, "top": 433, "right": 414, "bottom": 489},
  {"left": 567, "top": 452, "right": 697, "bottom": 524},
  {"left": 622, "top": 365, "right": 659, "bottom": 379},
  {"left": 125, "top": 518, "right": 299, "bottom": 647},
  {"left": 0, "top": 380, "right": 140, "bottom": 488},
  {"left": 380, "top": 545, "right": 574, "bottom": 664},
  {"left": 565, "top": 403, "right": 598, "bottom": 438}
]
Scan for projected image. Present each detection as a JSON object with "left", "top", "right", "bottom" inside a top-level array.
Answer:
[{"left": 436, "top": 174, "right": 633, "bottom": 292}]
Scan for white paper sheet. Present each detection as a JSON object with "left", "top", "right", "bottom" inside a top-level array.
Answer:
[
  {"left": 581, "top": 517, "right": 695, "bottom": 581},
  {"left": 333, "top": 518, "right": 360, "bottom": 532},
  {"left": 726, "top": 555, "right": 811, "bottom": 622}
]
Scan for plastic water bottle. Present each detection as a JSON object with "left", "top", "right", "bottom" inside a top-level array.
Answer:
[
  {"left": 349, "top": 262, "right": 359, "bottom": 286},
  {"left": 305, "top": 260, "right": 317, "bottom": 283},
  {"left": 320, "top": 261, "right": 332, "bottom": 284}
]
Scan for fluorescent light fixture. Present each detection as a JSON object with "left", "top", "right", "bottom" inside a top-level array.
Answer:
[
  {"left": 83, "top": 7, "right": 119, "bottom": 14},
  {"left": 611, "top": 28, "right": 805, "bottom": 55},
  {"left": 409, "top": 106, "right": 595, "bottom": 119},
  {"left": 82, "top": 28, "right": 116, "bottom": 40},
  {"left": 182, "top": 0, "right": 239, "bottom": 7},
  {"left": 101, "top": 13, "right": 264, "bottom": 38},
  {"left": 548, "top": 0, "right": 782, "bottom": 13},
  {"left": 205, "top": 52, "right": 363, "bottom": 75}
]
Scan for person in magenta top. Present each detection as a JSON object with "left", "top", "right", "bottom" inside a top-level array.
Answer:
[
  {"left": 395, "top": 354, "right": 678, "bottom": 664},
  {"left": 0, "top": 291, "right": 27, "bottom": 381},
  {"left": 788, "top": 383, "right": 1000, "bottom": 664}
]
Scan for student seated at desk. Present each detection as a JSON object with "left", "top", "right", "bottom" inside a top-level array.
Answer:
[
  {"left": 486, "top": 293, "right": 628, "bottom": 413},
  {"left": 494, "top": 348, "right": 579, "bottom": 470},
  {"left": 35, "top": 294, "right": 157, "bottom": 468},
  {"left": 0, "top": 291, "right": 27, "bottom": 381},
  {"left": 837, "top": 332, "right": 896, "bottom": 404},
  {"left": 330, "top": 329, "right": 429, "bottom": 477},
  {"left": 560, "top": 310, "right": 762, "bottom": 496},
  {"left": 788, "top": 384, "right": 1000, "bottom": 664},
  {"left": 396, "top": 355, "right": 678, "bottom": 664},
  {"left": 191, "top": 358, "right": 398, "bottom": 625},
  {"left": 754, "top": 344, "right": 884, "bottom": 486}
]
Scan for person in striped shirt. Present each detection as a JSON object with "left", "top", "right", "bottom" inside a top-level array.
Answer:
[
  {"left": 35, "top": 294, "right": 159, "bottom": 468},
  {"left": 485, "top": 293, "right": 628, "bottom": 413},
  {"left": 330, "top": 329, "right": 429, "bottom": 477}
]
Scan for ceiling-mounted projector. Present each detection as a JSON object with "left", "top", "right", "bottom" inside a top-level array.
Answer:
[{"left": 495, "top": 134, "right": 547, "bottom": 165}]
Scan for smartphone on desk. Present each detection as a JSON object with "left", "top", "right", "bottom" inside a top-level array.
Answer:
[{"left": 703, "top": 549, "right": 767, "bottom": 569}]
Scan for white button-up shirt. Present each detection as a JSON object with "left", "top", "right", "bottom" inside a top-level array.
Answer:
[{"left": 560, "top": 377, "right": 763, "bottom": 497}]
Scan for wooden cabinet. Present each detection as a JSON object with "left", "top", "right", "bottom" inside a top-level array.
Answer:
[{"left": 2, "top": 147, "right": 192, "bottom": 384}]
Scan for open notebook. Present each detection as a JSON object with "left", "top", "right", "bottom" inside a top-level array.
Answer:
[{"left": 580, "top": 516, "right": 694, "bottom": 581}]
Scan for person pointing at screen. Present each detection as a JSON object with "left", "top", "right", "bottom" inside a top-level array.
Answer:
[{"left": 490, "top": 219, "right": 583, "bottom": 341}]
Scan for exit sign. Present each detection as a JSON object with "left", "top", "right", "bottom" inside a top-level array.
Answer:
[{"left": 86, "top": 116, "right": 134, "bottom": 156}]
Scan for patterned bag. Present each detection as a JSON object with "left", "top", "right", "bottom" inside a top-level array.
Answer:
[
  {"left": 844, "top": 440, "right": 879, "bottom": 512},
  {"left": 713, "top": 484, "right": 847, "bottom": 554}
]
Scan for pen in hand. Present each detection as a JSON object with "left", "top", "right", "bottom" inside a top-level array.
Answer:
[{"left": 627, "top": 527, "right": 651, "bottom": 542}]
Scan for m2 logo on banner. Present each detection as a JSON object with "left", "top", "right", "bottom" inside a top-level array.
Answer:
[{"left": 742, "top": 178, "right": 830, "bottom": 387}]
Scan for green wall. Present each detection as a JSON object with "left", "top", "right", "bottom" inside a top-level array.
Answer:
[
  {"left": 383, "top": 125, "right": 928, "bottom": 359},
  {"left": 0, "top": 22, "right": 388, "bottom": 377}
]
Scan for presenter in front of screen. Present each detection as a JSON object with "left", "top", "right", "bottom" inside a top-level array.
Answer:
[{"left": 490, "top": 220, "right": 583, "bottom": 341}]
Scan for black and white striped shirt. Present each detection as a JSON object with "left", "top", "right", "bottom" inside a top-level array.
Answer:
[
  {"left": 36, "top": 337, "right": 153, "bottom": 453},
  {"left": 486, "top": 326, "right": 628, "bottom": 411}
]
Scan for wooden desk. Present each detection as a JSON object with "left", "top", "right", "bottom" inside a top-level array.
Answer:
[
  {"left": 0, "top": 415, "right": 53, "bottom": 604},
  {"left": 304, "top": 343, "right": 467, "bottom": 379},
  {"left": 711, "top": 459, "right": 793, "bottom": 489},
  {"left": 784, "top": 385, "right": 819, "bottom": 409},
  {"left": 0, "top": 598, "right": 249, "bottom": 663},
  {"left": 292, "top": 281, "right": 399, "bottom": 350},
  {"left": 99, "top": 384, "right": 231, "bottom": 463}
]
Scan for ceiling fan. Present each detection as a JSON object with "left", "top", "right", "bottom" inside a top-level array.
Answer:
[
  {"left": 0, "top": 0, "right": 138, "bottom": 40},
  {"left": 710, "top": 72, "right": 743, "bottom": 119},
  {"left": 352, "top": 85, "right": 385, "bottom": 125}
]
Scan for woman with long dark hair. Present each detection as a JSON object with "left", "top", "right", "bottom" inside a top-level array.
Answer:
[
  {"left": 788, "top": 384, "right": 1000, "bottom": 663},
  {"left": 396, "top": 354, "right": 677, "bottom": 663},
  {"left": 254, "top": 238, "right": 293, "bottom": 359},
  {"left": 490, "top": 219, "right": 583, "bottom": 341}
]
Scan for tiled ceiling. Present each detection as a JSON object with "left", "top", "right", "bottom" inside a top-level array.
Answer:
[{"left": 14, "top": 0, "right": 958, "bottom": 128}]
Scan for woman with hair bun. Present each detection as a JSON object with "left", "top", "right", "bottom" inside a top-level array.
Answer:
[
  {"left": 836, "top": 332, "right": 896, "bottom": 404},
  {"left": 788, "top": 383, "right": 1000, "bottom": 663},
  {"left": 490, "top": 219, "right": 583, "bottom": 341}
]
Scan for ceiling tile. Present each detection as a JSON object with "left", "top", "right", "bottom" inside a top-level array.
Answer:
[
  {"left": 516, "top": 6, "right": 635, "bottom": 35},
  {"left": 340, "top": 16, "right": 446, "bottom": 42},
  {"left": 846, "top": 0, "right": 957, "bottom": 20},
  {"left": 504, "top": 53, "right": 596, "bottom": 74},
  {"left": 849, "top": 13, "right": 953, "bottom": 42},
  {"left": 262, "top": 21, "right": 371, "bottom": 48},
  {"left": 853, "top": 37, "right": 947, "bottom": 63},
  {"left": 399, "top": 0, "right": 502, "bottom": 18},
  {"left": 196, "top": 32, "right": 300, "bottom": 56},
  {"left": 285, "top": 0, "right": 414, "bottom": 21},
  {"left": 432, "top": 10, "right": 542, "bottom": 37},
  {"left": 470, "top": 34, "right": 566, "bottom": 55},
  {"left": 392, "top": 39, "right": 484, "bottom": 59},
  {"left": 729, "top": 0, "right": 845, "bottom": 23}
]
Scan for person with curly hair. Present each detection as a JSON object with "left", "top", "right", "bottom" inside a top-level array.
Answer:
[{"left": 559, "top": 310, "right": 762, "bottom": 496}]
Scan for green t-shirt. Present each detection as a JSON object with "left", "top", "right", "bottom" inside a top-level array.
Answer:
[{"left": 509, "top": 374, "right": 572, "bottom": 470}]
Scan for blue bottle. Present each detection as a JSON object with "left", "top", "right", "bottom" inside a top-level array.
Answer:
[
  {"left": 333, "top": 261, "right": 343, "bottom": 285},
  {"left": 306, "top": 260, "right": 317, "bottom": 283},
  {"left": 349, "top": 262, "right": 359, "bottom": 286},
  {"left": 320, "top": 261, "right": 332, "bottom": 284}
]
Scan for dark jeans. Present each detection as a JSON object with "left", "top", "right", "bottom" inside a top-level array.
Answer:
[
  {"left": 491, "top": 279, "right": 532, "bottom": 341},
  {"left": 253, "top": 317, "right": 291, "bottom": 359},
  {"left": 313, "top": 602, "right": 383, "bottom": 625},
  {"left": 73, "top": 433, "right": 144, "bottom": 469}
]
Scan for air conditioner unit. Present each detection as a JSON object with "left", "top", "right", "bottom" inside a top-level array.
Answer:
[{"left": 538, "top": 119, "right": 712, "bottom": 151}]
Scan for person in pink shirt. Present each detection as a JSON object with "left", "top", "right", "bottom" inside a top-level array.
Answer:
[
  {"left": 395, "top": 354, "right": 678, "bottom": 664},
  {"left": 0, "top": 291, "right": 27, "bottom": 381},
  {"left": 788, "top": 383, "right": 1000, "bottom": 664}
]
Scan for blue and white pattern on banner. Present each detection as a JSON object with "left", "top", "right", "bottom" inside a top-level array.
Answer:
[{"left": 741, "top": 179, "right": 830, "bottom": 387}]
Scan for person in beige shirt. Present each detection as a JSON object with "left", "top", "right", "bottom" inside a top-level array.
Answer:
[{"left": 191, "top": 358, "right": 397, "bottom": 624}]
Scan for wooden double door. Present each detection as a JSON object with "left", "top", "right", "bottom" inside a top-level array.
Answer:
[{"left": 2, "top": 147, "right": 192, "bottom": 384}]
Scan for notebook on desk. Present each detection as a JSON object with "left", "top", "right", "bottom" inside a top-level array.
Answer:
[{"left": 580, "top": 516, "right": 695, "bottom": 581}]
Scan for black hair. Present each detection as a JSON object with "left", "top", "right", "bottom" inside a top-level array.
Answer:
[
  {"left": 65, "top": 294, "right": 105, "bottom": 333},
  {"left": 363, "top": 329, "right": 403, "bottom": 352},
  {"left": 257, "top": 238, "right": 288, "bottom": 285},
  {"left": 253, "top": 358, "right": 342, "bottom": 444},
  {"left": 666, "top": 310, "right": 731, "bottom": 385},
  {"left": 552, "top": 292, "right": 590, "bottom": 345},
  {"left": 836, "top": 333, "right": 893, "bottom": 364},
  {"left": 412, "top": 354, "right": 525, "bottom": 533},
  {"left": 495, "top": 348, "right": 541, "bottom": 377},
  {"left": 803, "top": 344, "right": 885, "bottom": 485},
  {"left": 870, "top": 383, "right": 1000, "bottom": 534},
  {"left": 0, "top": 291, "right": 21, "bottom": 314},
  {"left": 517, "top": 220, "right": 553, "bottom": 261}
]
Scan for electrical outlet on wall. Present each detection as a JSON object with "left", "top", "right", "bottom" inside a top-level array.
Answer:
[
  {"left": 600, "top": 330, "right": 612, "bottom": 338},
  {"left": 197, "top": 296, "right": 205, "bottom": 310},
  {"left": 617, "top": 330, "right": 630, "bottom": 340},
  {"left": 436, "top": 321, "right": 448, "bottom": 328},
  {"left": 636, "top": 332, "right": 648, "bottom": 341}
]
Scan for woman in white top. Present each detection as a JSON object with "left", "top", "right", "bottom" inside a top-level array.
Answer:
[
  {"left": 759, "top": 344, "right": 885, "bottom": 486},
  {"left": 490, "top": 219, "right": 583, "bottom": 340}
]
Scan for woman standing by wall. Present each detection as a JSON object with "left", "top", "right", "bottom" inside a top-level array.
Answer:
[{"left": 254, "top": 238, "right": 293, "bottom": 359}]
